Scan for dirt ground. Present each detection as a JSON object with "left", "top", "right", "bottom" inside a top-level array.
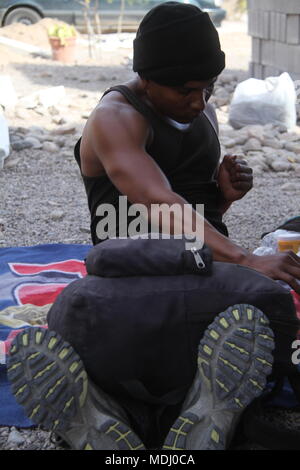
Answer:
[{"left": 0, "top": 18, "right": 251, "bottom": 136}]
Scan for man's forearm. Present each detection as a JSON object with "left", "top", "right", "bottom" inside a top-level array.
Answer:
[
  {"left": 146, "top": 190, "right": 249, "bottom": 264},
  {"left": 202, "top": 219, "right": 248, "bottom": 263}
]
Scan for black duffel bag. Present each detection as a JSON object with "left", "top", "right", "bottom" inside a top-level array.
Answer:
[{"left": 47, "top": 236, "right": 298, "bottom": 407}]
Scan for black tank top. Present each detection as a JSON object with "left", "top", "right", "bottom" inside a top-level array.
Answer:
[{"left": 74, "top": 85, "right": 228, "bottom": 244}]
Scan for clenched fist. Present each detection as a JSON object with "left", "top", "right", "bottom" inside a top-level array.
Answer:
[{"left": 217, "top": 154, "right": 253, "bottom": 203}]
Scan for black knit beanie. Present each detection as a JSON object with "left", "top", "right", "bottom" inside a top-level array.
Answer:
[{"left": 133, "top": 1, "right": 225, "bottom": 86}]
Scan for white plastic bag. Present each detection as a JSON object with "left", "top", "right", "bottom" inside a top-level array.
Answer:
[
  {"left": 0, "top": 113, "right": 10, "bottom": 169},
  {"left": 0, "top": 75, "right": 17, "bottom": 110},
  {"left": 253, "top": 229, "right": 300, "bottom": 255},
  {"left": 253, "top": 229, "right": 300, "bottom": 291},
  {"left": 229, "top": 72, "right": 297, "bottom": 130}
]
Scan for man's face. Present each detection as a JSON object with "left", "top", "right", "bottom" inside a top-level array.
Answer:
[{"left": 144, "top": 77, "right": 217, "bottom": 123}]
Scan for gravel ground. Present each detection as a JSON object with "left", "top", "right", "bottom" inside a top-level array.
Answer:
[
  {"left": 1, "top": 152, "right": 299, "bottom": 251},
  {"left": 0, "top": 19, "right": 300, "bottom": 451}
]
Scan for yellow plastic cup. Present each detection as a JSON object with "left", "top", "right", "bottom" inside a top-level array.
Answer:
[{"left": 277, "top": 232, "right": 300, "bottom": 254}]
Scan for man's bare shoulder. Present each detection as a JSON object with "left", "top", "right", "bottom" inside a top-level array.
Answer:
[
  {"left": 88, "top": 89, "right": 150, "bottom": 141},
  {"left": 81, "top": 86, "right": 153, "bottom": 160},
  {"left": 93, "top": 90, "right": 138, "bottom": 122},
  {"left": 97, "top": 89, "right": 134, "bottom": 113}
]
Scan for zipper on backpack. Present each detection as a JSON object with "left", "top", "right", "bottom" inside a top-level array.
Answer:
[{"left": 191, "top": 247, "right": 206, "bottom": 269}]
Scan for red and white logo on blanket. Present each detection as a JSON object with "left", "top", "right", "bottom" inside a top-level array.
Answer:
[{"left": 9, "top": 260, "right": 87, "bottom": 306}]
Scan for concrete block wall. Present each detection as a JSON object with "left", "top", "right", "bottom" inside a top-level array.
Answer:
[{"left": 248, "top": 0, "right": 300, "bottom": 81}]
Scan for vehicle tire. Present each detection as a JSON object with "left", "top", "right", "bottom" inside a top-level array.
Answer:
[{"left": 4, "top": 7, "right": 42, "bottom": 26}]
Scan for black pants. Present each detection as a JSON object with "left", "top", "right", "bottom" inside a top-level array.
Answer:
[{"left": 47, "top": 262, "right": 300, "bottom": 448}]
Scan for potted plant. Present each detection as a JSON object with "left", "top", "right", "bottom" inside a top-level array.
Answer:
[{"left": 48, "top": 24, "right": 77, "bottom": 63}]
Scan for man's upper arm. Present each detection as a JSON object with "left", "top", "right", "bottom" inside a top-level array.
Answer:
[{"left": 87, "top": 105, "right": 172, "bottom": 205}]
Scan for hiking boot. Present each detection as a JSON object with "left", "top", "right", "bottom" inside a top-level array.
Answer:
[
  {"left": 162, "top": 304, "right": 275, "bottom": 450},
  {"left": 7, "top": 327, "right": 145, "bottom": 450}
]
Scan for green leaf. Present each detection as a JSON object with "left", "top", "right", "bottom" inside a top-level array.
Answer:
[{"left": 47, "top": 25, "right": 77, "bottom": 45}]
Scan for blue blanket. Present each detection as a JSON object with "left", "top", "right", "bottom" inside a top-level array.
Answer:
[
  {"left": 0, "top": 243, "right": 299, "bottom": 428},
  {"left": 0, "top": 324, "right": 33, "bottom": 427},
  {"left": 0, "top": 243, "right": 91, "bottom": 427},
  {"left": 0, "top": 243, "right": 91, "bottom": 311}
]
